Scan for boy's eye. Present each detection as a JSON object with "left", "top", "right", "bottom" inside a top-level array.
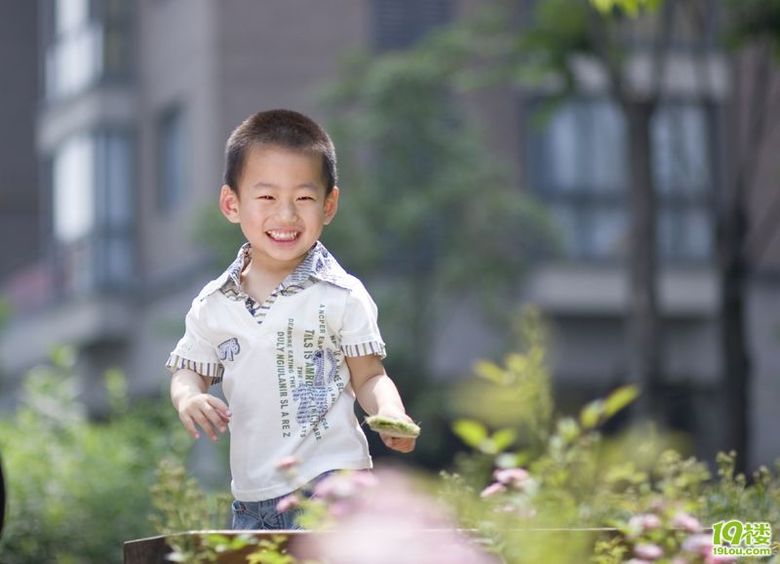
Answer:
[
  {"left": 297, "top": 195, "right": 315, "bottom": 201},
  {"left": 256, "top": 195, "right": 274, "bottom": 200}
]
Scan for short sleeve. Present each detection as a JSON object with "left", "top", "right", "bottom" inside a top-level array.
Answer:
[
  {"left": 340, "top": 283, "right": 386, "bottom": 359},
  {"left": 165, "top": 303, "right": 224, "bottom": 384}
]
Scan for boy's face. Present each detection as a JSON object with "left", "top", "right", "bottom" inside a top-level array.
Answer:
[{"left": 219, "top": 144, "right": 339, "bottom": 272}]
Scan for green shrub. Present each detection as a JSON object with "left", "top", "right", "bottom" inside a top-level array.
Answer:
[
  {"left": 144, "top": 309, "right": 780, "bottom": 563},
  {"left": 439, "top": 309, "right": 780, "bottom": 563},
  {"left": 0, "top": 347, "right": 189, "bottom": 564}
]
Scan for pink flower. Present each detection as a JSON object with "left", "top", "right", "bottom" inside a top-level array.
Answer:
[
  {"left": 672, "top": 512, "right": 702, "bottom": 533},
  {"left": 493, "top": 468, "right": 529, "bottom": 489},
  {"left": 313, "top": 472, "right": 362, "bottom": 501},
  {"left": 479, "top": 482, "right": 507, "bottom": 498},
  {"left": 294, "top": 467, "right": 498, "bottom": 563},
  {"left": 634, "top": 542, "right": 663, "bottom": 560},
  {"left": 681, "top": 533, "right": 711, "bottom": 555},
  {"left": 628, "top": 513, "right": 662, "bottom": 533},
  {"left": 350, "top": 470, "right": 379, "bottom": 488},
  {"left": 275, "top": 494, "right": 300, "bottom": 513}
]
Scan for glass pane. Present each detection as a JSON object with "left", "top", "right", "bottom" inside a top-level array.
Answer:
[
  {"left": 546, "top": 105, "right": 581, "bottom": 192},
  {"left": 47, "top": 24, "right": 103, "bottom": 98},
  {"left": 589, "top": 101, "right": 627, "bottom": 193},
  {"left": 652, "top": 104, "right": 710, "bottom": 194},
  {"left": 55, "top": 0, "right": 89, "bottom": 35},
  {"left": 589, "top": 206, "right": 628, "bottom": 258},
  {"left": 682, "top": 207, "right": 712, "bottom": 259},
  {"left": 158, "top": 108, "right": 188, "bottom": 212},
  {"left": 105, "top": 236, "right": 133, "bottom": 285},
  {"left": 373, "top": 0, "right": 452, "bottom": 51},
  {"left": 53, "top": 134, "right": 94, "bottom": 243},
  {"left": 658, "top": 206, "right": 678, "bottom": 259},
  {"left": 544, "top": 100, "right": 627, "bottom": 193},
  {"left": 552, "top": 204, "right": 585, "bottom": 257},
  {"left": 104, "top": 133, "right": 133, "bottom": 225},
  {"left": 658, "top": 206, "right": 712, "bottom": 260}
]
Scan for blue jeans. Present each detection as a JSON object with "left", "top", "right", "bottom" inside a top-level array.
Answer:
[
  {"left": 231, "top": 472, "right": 333, "bottom": 530},
  {"left": 231, "top": 496, "right": 303, "bottom": 530}
]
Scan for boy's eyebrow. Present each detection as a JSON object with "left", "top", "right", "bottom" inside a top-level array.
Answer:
[{"left": 250, "top": 181, "right": 322, "bottom": 191}]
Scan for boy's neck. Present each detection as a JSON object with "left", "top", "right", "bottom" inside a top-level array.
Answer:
[{"left": 240, "top": 250, "right": 306, "bottom": 303}]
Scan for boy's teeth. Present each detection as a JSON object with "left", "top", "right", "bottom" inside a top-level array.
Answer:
[{"left": 268, "top": 230, "right": 298, "bottom": 241}]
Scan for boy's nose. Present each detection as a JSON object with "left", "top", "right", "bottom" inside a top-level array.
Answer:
[{"left": 277, "top": 200, "right": 298, "bottom": 220}]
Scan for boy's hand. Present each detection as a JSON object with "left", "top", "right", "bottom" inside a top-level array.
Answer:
[
  {"left": 177, "top": 393, "right": 231, "bottom": 441},
  {"left": 376, "top": 409, "right": 416, "bottom": 453}
]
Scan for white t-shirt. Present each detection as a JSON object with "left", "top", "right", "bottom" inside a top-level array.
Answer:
[{"left": 166, "top": 242, "right": 384, "bottom": 501}]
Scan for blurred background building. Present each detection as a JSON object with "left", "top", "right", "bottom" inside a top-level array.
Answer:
[{"left": 1, "top": 0, "right": 779, "bottom": 470}]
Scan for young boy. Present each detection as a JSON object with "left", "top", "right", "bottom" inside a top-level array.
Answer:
[{"left": 166, "top": 109, "right": 415, "bottom": 530}]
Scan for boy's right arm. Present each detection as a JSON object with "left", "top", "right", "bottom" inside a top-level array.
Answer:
[{"left": 170, "top": 368, "right": 231, "bottom": 441}]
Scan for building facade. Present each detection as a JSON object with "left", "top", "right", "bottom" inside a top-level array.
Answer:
[{"left": 1, "top": 0, "right": 779, "bottom": 468}]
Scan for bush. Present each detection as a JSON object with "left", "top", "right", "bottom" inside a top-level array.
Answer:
[
  {"left": 0, "top": 347, "right": 190, "bottom": 564},
  {"left": 147, "top": 309, "right": 780, "bottom": 563},
  {"left": 438, "top": 309, "right": 780, "bottom": 563}
]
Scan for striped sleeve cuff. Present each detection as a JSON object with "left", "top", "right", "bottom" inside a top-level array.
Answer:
[
  {"left": 165, "top": 354, "right": 224, "bottom": 384},
  {"left": 341, "top": 340, "right": 387, "bottom": 359}
]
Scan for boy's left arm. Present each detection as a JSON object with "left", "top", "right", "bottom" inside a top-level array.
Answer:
[{"left": 346, "top": 354, "right": 416, "bottom": 453}]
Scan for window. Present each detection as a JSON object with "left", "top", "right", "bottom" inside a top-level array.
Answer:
[
  {"left": 49, "top": 130, "right": 134, "bottom": 295},
  {"left": 652, "top": 104, "right": 713, "bottom": 260},
  {"left": 531, "top": 98, "right": 714, "bottom": 262},
  {"left": 95, "top": 131, "right": 134, "bottom": 285},
  {"left": 53, "top": 133, "right": 95, "bottom": 244},
  {"left": 45, "top": 0, "right": 102, "bottom": 98},
  {"left": 372, "top": 0, "right": 452, "bottom": 52},
  {"left": 157, "top": 107, "right": 188, "bottom": 213},
  {"left": 42, "top": 0, "right": 133, "bottom": 100}
]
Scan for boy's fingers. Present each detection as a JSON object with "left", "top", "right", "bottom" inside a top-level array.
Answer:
[
  {"left": 207, "top": 396, "right": 231, "bottom": 418},
  {"left": 201, "top": 402, "right": 228, "bottom": 432},
  {"left": 191, "top": 410, "right": 219, "bottom": 440},
  {"left": 380, "top": 435, "right": 415, "bottom": 453},
  {"left": 180, "top": 414, "right": 200, "bottom": 440},
  {"left": 394, "top": 438, "right": 415, "bottom": 453}
]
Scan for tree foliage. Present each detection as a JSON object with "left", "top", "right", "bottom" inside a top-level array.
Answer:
[{"left": 318, "top": 41, "right": 559, "bottom": 372}]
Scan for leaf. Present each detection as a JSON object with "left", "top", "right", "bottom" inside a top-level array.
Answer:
[
  {"left": 603, "top": 385, "right": 639, "bottom": 417},
  {"left": 491, "top": 428, "right": 518, "bottom": 452},
  {"left": 495, "top": 452, "right": 521, "bottom": 469},
  {"left": 452, "top": 419, "right": 488, "bottom": 448},
  {"left": 557, "top": 417, "right": 580, "bottom": 443},
  {"left": 474, "top": 360, "right": 507, "bottom": 384},
  {"left": 580, "top": 399, "right": 605, "bottom": 429},
  {"left": 505, "top": 353, "right": 527, "bottom": 377}
]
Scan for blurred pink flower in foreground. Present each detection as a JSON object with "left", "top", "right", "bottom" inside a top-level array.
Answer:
[
  {"left": 671, "top": 512, "right": 702, "bottom": 533},
  {"left": 679, "top": 533, "right": 737, "bottom": 563},
  {"left": 294, "top": 466, "right": 498, "bottom": 564},
  {"left": 493, "top": 468, "right": 529, "bottom": 488},
  {"left": 628, "top": 513, "right": 662, "bottom": 534},
  {"left": 634, "top": 542, "right": 664, "bottom": 560},
  {"left": 275, "top": 494, "right": 299, "bottom": 513},
  {"left": 480, "top": 482, "right": 507, "bottom": 498}
]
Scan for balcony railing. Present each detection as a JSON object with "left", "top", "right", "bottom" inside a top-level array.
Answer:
[{"left": 1, "top": 229, "right": 135, "bottom": 318}]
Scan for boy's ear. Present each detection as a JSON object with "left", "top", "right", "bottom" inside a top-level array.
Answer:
[
  {"left": 219, "top": 185, "right": 241, "bottom": 224},
  {"left": 323, "top": 186, "right": 340, "bottom": 225}
]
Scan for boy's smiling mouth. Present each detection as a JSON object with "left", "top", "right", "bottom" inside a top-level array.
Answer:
[{"left": 266, "top": 230, "right": 301, "bottom": 242}]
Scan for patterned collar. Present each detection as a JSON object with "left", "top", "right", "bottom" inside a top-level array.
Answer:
[{"left": 215, "top": 241, "right": 353, "bottom": 299}]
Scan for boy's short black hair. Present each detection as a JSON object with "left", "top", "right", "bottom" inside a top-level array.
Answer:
[{"left": 224, "top": 109, "right": 337, "bottom": 195}]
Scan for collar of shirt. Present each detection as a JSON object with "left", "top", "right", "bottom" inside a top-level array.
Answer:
[{"left": 207, "top": 241, "right": 354, "bottom": 300}]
